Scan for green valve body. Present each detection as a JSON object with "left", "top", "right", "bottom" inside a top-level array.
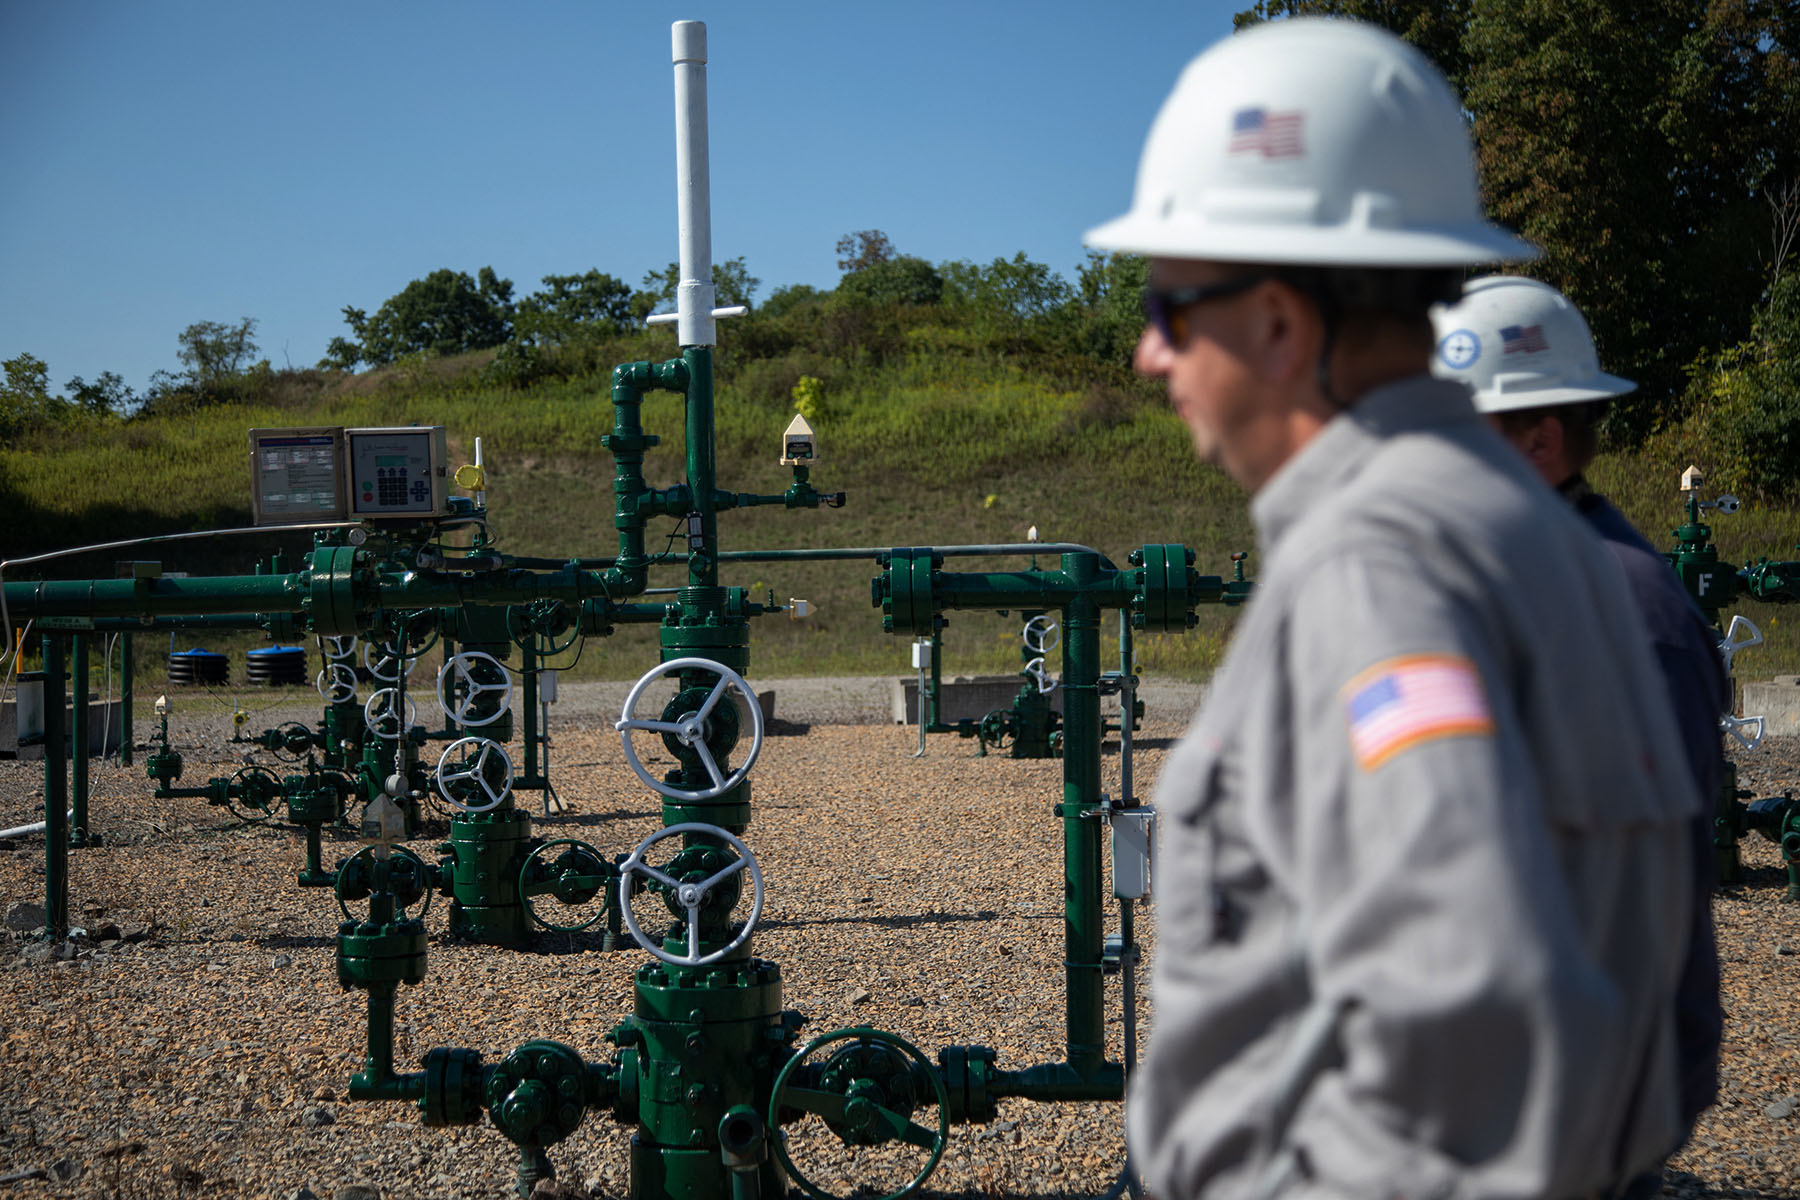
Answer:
[
  {"left": 441, "top": 808, "right": 538, "bottom": 946},
  {"left": 660, "top": 590, "right": 750, "bottom": 677},
  {"left": 322, "top": 700, "right": 365, "bottom": 773},
  {"left": 613, "top": 957, "right": 792, "bottom": 1200},
  {"left": 336, "top": 918, "right": 429, "bottom": 990},
  {"left": 1006, "top": 684, "right": 1062, "bottom": 759},
  {"left": 1666, "top": 502, "right": 1741, "bottom": 625}
]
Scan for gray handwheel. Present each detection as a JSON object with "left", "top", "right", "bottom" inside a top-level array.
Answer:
[
  {"left": 434, "top": 736, "right": 514, "bottom": 814},
  {"left": 1022, "top": 614, "right": 1061, "bottom": 655},
  {"left": 364, "top": 688, "right": 418, "bottom": 741},
  {"left": 316, "top": 663, "right": 358, "bottom": 705},
  {"left": 363, "top": 642, "right": 420, "bottom": 684},
  {"left": 435, "top": 651, "right": 513, "bottom": 727},
  {"left": 317, "top": 634, "right": 359, "bottom": 662},
  {"left": 617, "top": 822, "right": 763, "bottom": 966},
  {"left": 614, "top": 657, "right": 765, "bottom": 801}
]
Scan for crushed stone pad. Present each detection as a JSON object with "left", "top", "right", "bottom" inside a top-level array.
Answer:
[{"left": 0, "top": 710, "right": 1793, "bottom": 1198}]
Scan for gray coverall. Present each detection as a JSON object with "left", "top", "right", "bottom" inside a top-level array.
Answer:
[{"left": 1130, "top": 378, "right": 1696, "bottom": 1200}]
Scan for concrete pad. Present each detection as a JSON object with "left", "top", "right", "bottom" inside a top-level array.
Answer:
[
  {"left": 890, "top": 675, "right": 1064, "bottom": 725},
  {"left": 1741, "top": 676, "right": 1800, "bottom": 737},
  {"left": 1, "top": 698, "right": 126, "bottom": 759}
]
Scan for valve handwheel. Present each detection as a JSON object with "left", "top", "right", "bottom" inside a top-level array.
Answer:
[
  {"left": 1022, "top": 655, "right": 1057, "bottom": 696},
  {"left": 768, "top": 1027, "right": 949, "bottom": 1200},
  {"left": 334, "top": 845, "right": 433, "bottom": 922},
  {"left": 435, "top": 651, "right": 514, "bottom": 727},
  {"left": 1722, "top": 712, "right": 1766, "bottom": 753},
  {"left": 519, "top": 838, "right": 613, "bottom": 932},
  {"left": 614, "top": 657, "right": 765, "bottom": 801},
  {"left": 1720, "top": 613, "right": 1763, "bottom": 675},
  {"left": 978, "top": 709, "right": 1015, "bottom": 751},
  {"left": 364, "top": 688, "right": 418, "bottom": 741},
  {"left": 435, "top": 737, "right": 515, "bottom": 814},
  {"left": 316, "top": 634, "right": 359, "bottom": 662},
  {"left": 316, "top": 663, "right": 359, "bottom": 706},
  {"left": 271, "top": 720, "right": 315, "bottom": 762},
  {"left": 228, "top": 766, "right": 282, "bottom": 822},
  {"left": 506, "top": 598, "right": 581, "bottom": 656},
  {"left": 617, "top": 822, "right": 763, "bottom": 966},
  {"left": 363, "top": 639, "right": 424, "bottom": 684},
  {"left": 1022, "top": 614, "right": 1061, "bottom": 655}
]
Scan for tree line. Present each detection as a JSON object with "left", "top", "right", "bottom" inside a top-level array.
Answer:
[{"left": 5, "top": 2, "right": 1795, "bottom": 492}]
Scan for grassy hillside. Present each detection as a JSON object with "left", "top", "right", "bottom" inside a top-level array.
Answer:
[
  {"left": 7, "top": 344, "right": 1800, "bottom": 694},
  {"left": 1, "top": 346, "right": 1251, "bottom": 687}
]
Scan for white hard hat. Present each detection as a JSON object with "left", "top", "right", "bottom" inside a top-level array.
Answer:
[
  {"left": 1430, "top": 275, "right": 1634, "bottom": 412},
  {"left": 1085, "top": 18, "right": 1537, "bottom": 267}
]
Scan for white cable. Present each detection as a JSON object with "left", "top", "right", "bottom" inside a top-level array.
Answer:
[{"left": 0, "top": 618, "right": 32, "bottom": 712}]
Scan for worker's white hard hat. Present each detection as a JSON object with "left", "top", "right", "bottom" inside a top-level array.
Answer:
[
  {"left": 1084, "top": 17, "right": 1538, "bottom": 268},
  {"left": 1430, "top": 275, "right": 1634, "bottom": 412}
]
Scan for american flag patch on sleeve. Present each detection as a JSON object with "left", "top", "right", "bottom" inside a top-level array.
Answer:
[{"left": 1343, "top": 654, "right": 1494, "bottom": 771}]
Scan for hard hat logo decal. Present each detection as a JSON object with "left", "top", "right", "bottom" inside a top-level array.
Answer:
[
  {"left": 1229, "top": 107, "right": 1304, "bottom": 158},
  {"left": 1500, "top": 324, "right": 1549, "bottom": 354},
  {"left": 1437, "top": 329, "right": 1481, "bottom": 370}
]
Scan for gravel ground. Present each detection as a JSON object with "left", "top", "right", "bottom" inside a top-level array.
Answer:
[{"left": 0, "top": 677, "right": 1793, "bottom": 1200}]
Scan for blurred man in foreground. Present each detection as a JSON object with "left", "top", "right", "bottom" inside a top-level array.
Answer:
[{"left": 1087, "top": 17, "right": 1697, "bottom": 1198}]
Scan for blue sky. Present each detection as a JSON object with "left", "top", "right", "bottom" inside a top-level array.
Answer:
[{"left": 1, "top": 2, "right": 1246, "bottom": 396}]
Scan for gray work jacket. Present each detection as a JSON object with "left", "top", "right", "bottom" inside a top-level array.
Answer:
[{"left": 1131, "top": 378, "right": 1695, "bottom": 1200}]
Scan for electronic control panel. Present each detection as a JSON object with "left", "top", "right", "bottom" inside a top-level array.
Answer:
[
  {"left": 250, "top": 425, "right": 450, "bottom": 525},
  {"left": 249, "top": 427, "right": 348, "bottom": 525},
  {"left": 345, "top": 426, "right": 449, "bottom": 519}
]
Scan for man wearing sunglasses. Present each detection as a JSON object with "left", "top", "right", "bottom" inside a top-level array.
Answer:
[{"left": 1087, "top": 18, "right": 1698, "bottom": 1200}]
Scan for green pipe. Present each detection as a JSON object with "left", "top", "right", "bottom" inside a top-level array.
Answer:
[
  {"left": 506, "top": 541, "right": 1120, "bottom": 571},
  {"left": 6, "top": 568, "right": 610, "bottom": 631},
  {"left": 1059, "top": 553, "right": 1106, "bottom": 1076},
  {"left": 91, "top": 615, "right": 271, "bottom": 630},
  {"left": 119, "top": 631, "right": 133, "bottom": 767},
  {"left": 1121, "top": 898, "right": 1139, "bottom": 1072},
  {"left": 603, "top": 361, "right": 670, "bottom": 597},
  {"left": 929, "top": 635, "right": 943, "bottom": 730},
  {"left": 301, "top": 824, "right": 331, "bottom": 886},
  {"left": 521, "top": 642, "right": 539, "bottom": 783},
  {"left": 930, "top": 571, "right": 1137, "bottom": 612},
  {"left": 345, "top": 860, "right": 428, "bottom": 1103},
  {"left": 354, "top": 983, "right": 405, "bottom": 1097},
  {"left": 685, "top": 346, "right": 719, "bottom": 591},
  {"left": 40, "top": 636, "right": 69, "bottom": 940},
  {"left": 986, "top": 1059, "right": 1125, "bottom": 1103},
  {"left": 71, "top": 634, "right": 92, "bottom": 848},
  {"left": 7, "top": 576, "right": 298, "bottom": 619}
]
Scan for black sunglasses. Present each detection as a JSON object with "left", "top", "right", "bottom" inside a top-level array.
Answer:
[{"left": 1143, "top": 275, "right": 1269, "bottom": 345}]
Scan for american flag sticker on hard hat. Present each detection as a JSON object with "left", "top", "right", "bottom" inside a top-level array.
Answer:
[
  {"left": 1343, "top": 654, "right": 1494, "bottom": 771},
  {"left": 1229, "top": 106, "right": 1304, "bottom": 158},
  {"left": 1500, "top": 324, "right": 1549, "bottom": 354}
]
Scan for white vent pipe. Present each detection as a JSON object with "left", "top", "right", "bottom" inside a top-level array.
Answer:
[{"left": 672, "top": 20, "right": 716, "bottom": 348}]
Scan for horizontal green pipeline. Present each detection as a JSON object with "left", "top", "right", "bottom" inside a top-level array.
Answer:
[
  {"left": 986, "top": 1058, "right": 1126, "bottom": 1104},
  {"left": 505, "top": 542, "right": 1123, "bottom": 571}
]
